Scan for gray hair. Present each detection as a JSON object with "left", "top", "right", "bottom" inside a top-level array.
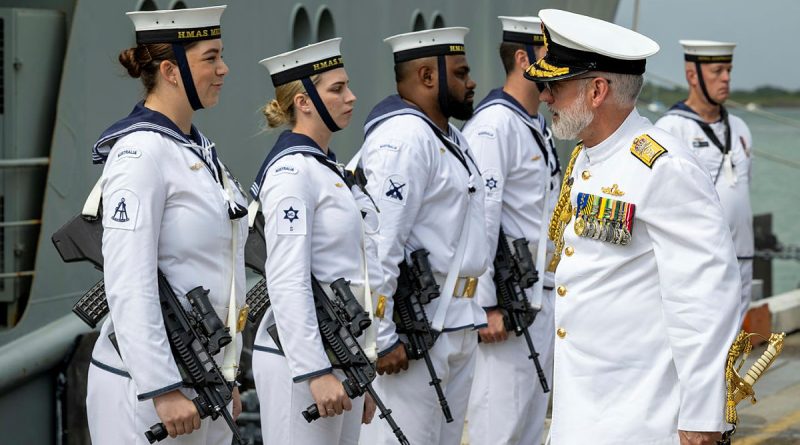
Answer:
[{"left": 600, "top": 72, "right": 643, "bottom": 106}]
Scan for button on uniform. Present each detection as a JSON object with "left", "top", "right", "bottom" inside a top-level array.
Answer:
[
  {"left": 556, "top": 327, "right": 567, "bottom": 339},
  {"left": 565, "top": 246, "right": 574, "bottom": 256},
  {"left": 581, "top": 170, "right": 591, "bottom": 180},
  {"left": 557, "top": 285, "right": 567, "bottom": 297}
]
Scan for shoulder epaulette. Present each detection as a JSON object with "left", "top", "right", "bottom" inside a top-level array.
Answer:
[{"left": 630, "top": 134, "right": 667, "bottom": 168}]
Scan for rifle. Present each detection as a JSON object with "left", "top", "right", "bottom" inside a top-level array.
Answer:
[
  {"left": 51, "top": 213, "right": 243, "bottom": 444},
  {"left": 243, "top": 212, "right": 409, "bottom": 444},
  {"left": 393, "top": 249, "right": 453, "bottom": 422},
  {"left": 492, "top": 228, "right": 549, "bottom": 393}
]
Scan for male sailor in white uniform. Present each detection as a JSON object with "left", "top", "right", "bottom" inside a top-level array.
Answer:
[
  {"left": 525, "top": 9, "right": 740, "bottom": 445},
  {"left": 356, "top": 27, "right": 490, "bottom": 445},
  {"left": 656, "top": 41, "right": 753, "bottom": 321},
  {"left": 462, "top": 16, "right": 560, "bottom": 445}
]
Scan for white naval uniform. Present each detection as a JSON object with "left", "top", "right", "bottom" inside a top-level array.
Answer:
[
  {"left": 87, "top": 104, "right": 248, "bottom": 445},
  {"left": 549, "top": 109, "right": 740, "bottom": 444},
  {"left": 358, "top": 95, "right": 490, "bottom": 445},
  {"left": 250, "top": 131, "right": 382, "bottom": 445},
  {"left": 656, "top": 105, "right": 754, "bottom": 319},
  {"left": 461, "top": 89, "right": 561, "bottom": 445}
]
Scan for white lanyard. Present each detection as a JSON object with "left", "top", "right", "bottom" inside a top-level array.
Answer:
[{"left": 219, "top": 166, "right": 241, "bottom": 382}]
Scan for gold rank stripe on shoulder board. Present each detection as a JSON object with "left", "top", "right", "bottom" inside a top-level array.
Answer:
[{"left": 630, "top": 134, "right": 667, "bottom": 168}]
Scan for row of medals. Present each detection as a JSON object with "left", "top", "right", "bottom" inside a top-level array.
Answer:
[{"left": 573, "top": 213, "right": 632, "bottom": 245}]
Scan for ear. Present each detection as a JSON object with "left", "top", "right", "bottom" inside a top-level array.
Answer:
[
  {"left": 685, "top": 66, "right": 698, "bottom": 86},
  {"left": 515, "top": 49, "right": 530, "bottom": 70},
  {"left": 589, "top": 78, "right": 611, "bottom": 108},
  {"left": 419, "top": 64, "right": 436, "bottom": 88},
  {"left": 159, "top": 60, "right": 179, "bottom": 86},
  {"left": 293, "top": 92, "right": 311, "bottom": 114}
]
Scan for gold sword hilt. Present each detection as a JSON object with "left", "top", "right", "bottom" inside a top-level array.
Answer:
[{"left": 732, "top": 332, "right": 785, "bottom": 405}]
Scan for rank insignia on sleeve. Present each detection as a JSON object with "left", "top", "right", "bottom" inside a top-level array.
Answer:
[
  {"left": 382, "top": 175, "right": 408, "bottom": 206},
  {"left": 574, "top": 192, "right": 635, "bottom": 245},
  {"left": 276, "top": 196, "right": 306, "bottom": 236},
  {"left": 105, "top": 189, "right": 139, "bottom": 231},
  {"left": 630, "top": 134, "right": 667, "bottom": 168}
]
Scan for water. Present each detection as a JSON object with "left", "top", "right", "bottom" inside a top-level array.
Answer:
[{"left": 638, "top": 106, "right": 800, "bottom": 296}]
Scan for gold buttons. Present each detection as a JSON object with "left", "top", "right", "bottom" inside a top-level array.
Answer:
[
  {"left": 557, "top": 286, "right": 567, "bottom": 297},
  {"left": 557, "top": 328, "right": 567, "bottom": 339},
  {"left": 581, "top": 170, "right": 591, "bottom": 180},
  {"left": 565, "top": 246, "right": 574, "bottom": 256}
]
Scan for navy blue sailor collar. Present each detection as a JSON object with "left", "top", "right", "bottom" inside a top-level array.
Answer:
[
  {"left": 250, "top": 130, "right": 341, "bottom": 199},
  {"left": 473, "top": 87, "right": 546, "bottom": 131},
  {"left": 665, "top": 100, "right": 727, "bottom": 124},
  {"left": 92, "top": 101, "right": 212, "bottom": 164},
  {"left": 364, "top": 94, "right": 462, "bottom": 143}
]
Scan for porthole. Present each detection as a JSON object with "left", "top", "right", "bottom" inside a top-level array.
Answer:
[
  {"left": 411, "top": 9, "right": 425, "bottom": 31},
  {"left": 291, "top": 4, "right": 312, "bottom": 48},
  {"left": 316, "top": 6, "right": 335, "bottom": 42},
  {"left": 431, "top": 12, "right": 445, "bottom": 29},
  {"left": 138, "top": 0, "right": 158, "bottom": 11}
]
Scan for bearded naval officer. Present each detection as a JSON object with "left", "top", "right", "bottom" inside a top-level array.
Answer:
[
  {"left": 655, "top": 41, "right": 753, "bottom": 322},
  {"left": 525, "top": 9, "right": 741, "bottom": 445},
  {"left": 356, "top": 27, "right": 490, "bottom": 445},
  {"left": 462, "top": 16, "right": 560, "bottom": 445}
]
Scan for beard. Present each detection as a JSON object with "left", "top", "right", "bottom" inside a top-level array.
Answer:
[
  {"left": 444, "top": 88, "right": 475, "bottom": 121},
  {"left": 550, "top": 95, "right": 594, "bottom": 140}
]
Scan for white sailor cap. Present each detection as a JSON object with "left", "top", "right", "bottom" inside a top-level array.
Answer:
[
  {"left": 260, "top": 38, "right": 344, "bottom": 87},
  {"left": 384, "top": 27, "right": 469, "bottom": 63},
  {"left": 498, "top": 16, "right": 544, "bottom": 46},
  {"left": 680, "top": 40, "right": 736, "bottom": 63},
  {"left": 525, "top": 9, "right": 659, "bottom": 82},
  {"left": 126, "top": 5, "right": 226, "bottom": 44}
]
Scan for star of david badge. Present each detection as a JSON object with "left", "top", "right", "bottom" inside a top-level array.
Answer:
[
  {"left": 485, "top": 177, "right": 498, "bottom": 190},
  {"left": 283, "top": 206, "right": 300, "bottom": 223}
]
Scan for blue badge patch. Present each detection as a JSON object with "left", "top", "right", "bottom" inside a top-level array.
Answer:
[
  {"left": 377, "top": 139, "right": 403, "bottom": 152},
  {"left": 475, "top": 126, "right": 496, "bottom": 139},
  {"left": 105, "top": 189, "right": 139, "bottom": 231},
  {"left": 276, "top": 196, "right": 306, "bottom": 235},
  {"left": 482, "top": 169, "right": 502, "bottom": 201},
  {"left": 382, "top": 175, "right": 407, "bottom": 206}
]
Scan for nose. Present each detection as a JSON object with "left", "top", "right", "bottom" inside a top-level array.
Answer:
[
  {"left": 218, "top": 59, "right": 229, "bottom": 77},
  {"left": 467, "top": 76, "right": 477, "bottom": 90},
  {"left": 346, "top": 86, "right": 356, "bottom": 104},
  {"left": 539, "top": 86, "right": 554, "bottom": 104}
]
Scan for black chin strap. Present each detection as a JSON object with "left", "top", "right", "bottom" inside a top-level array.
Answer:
[
  {"left": 695, "top": 61, "right": 719, "bottom": 106},
  {"left": 437, "top": 55, "right": 449, "bottom": 118},
  {"left": 301, "top": 77, "right": 341, "bottom": 132},
  {"left": 172, "top": 44, "right": 204, "bottom": 111}
]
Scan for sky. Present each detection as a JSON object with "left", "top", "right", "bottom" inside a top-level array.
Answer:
[{"left": 614, "top": 0, "right": 800, "bottom": 91}]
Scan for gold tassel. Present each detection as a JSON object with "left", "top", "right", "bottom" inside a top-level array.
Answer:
[{"left": 547, "top": 143, "right": 583, "bottom": 272}]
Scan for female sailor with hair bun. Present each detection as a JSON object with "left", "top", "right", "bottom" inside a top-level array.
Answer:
[
  {"left": 250, "top": 38, "right": 382, "bottom": 444},
  {"left": 86, "top": 5, "right": 248, "bottom": 444}
]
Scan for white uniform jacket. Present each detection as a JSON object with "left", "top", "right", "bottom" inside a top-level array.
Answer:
[
  {"left": 90, "top": 102, "right": 248, "bottom": 400},
  {"left": 656, "top": 103, "right": 753, "bottom": 315},
  {"left": 359, "top": 95, "right": 490, "bottom": 354},
  {"left": 250, "top": 130, "right": 383, "bottom": 382},
  {"left": 550, "top": 110, "right": 740, "bottom": 444},
  {"left": 462, "top": 88, "right": 562, "bottom": 308}
]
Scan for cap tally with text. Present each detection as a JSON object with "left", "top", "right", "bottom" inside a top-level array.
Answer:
[
  {"left": 525, "top": 9, "right": 659, "bottom": 82},
  {"left": 126, "top": 5, "right": 226, "bottom": 44},
  {"left": 260, "top": 38, "right": 344, "bottom": 87},
  {"left": 499, "top": 16, "right": 544, "bottom": 46},
  {"left": 384, "top": 27, "right": 469, "bottom": 64},
  {"left": 680, "top": 40, "right": 735, "bottom": 64}
]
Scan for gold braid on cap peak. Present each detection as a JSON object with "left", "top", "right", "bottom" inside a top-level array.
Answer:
[{"left": 547, "top": 143, "right": 583, "bottom": 272}]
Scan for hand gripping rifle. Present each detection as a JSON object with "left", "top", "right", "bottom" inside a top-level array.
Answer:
[
  {"left": 492, "top": 228, "right": 549, "bottom": 393},
  {"left": 243, "top": 211, "right": 409, "bottom": 444},
  {"left": 717, "top": 330, "right": 786, "bottom": 445},
  {"left": 51, "top": 213, "right": 243, "bottom": 444},
  {"left": 393, "top": 249, "right": 453, "bottom": 423}
]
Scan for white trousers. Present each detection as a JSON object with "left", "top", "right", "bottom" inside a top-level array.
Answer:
[
  {"left": 738, "top": 258, "right": 753, "bottom": 322},
  {"left": 467, "top": 289, "right": 555, "bottom": 445},
  {"left": 252, "top": 347, "right": 364, "bottom": 445},
  {"left": 86, "top": 362, "right": 232, "bottom": 445},
  {"left": 362, "top": 329, "right": 478, "bottom": 445}
]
